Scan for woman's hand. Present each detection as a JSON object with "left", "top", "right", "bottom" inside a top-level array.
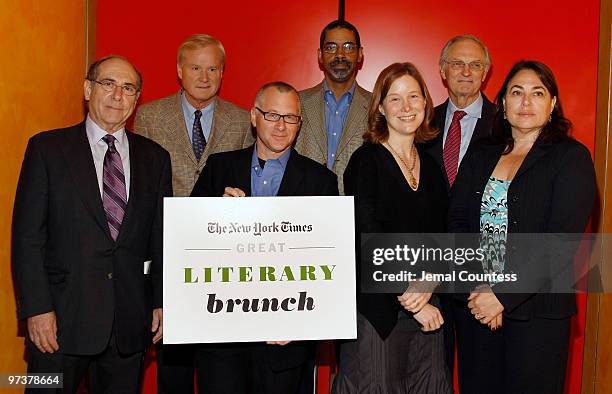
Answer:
[
  {"left": 468, "top": 286, "right": 504, "bottom": 325},
  {"left": 397, "top": 289, "right": 432, "bottom": 313},
  {"left": 413, "top": 304, "right": 444, "bottom": 332},
  {"left": 488, "top": 313, "right": 503, "bottom": 331}
]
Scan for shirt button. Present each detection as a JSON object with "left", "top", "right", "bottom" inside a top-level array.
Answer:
[
  {"left": 335, "top": 111, "right": 339, "bottom": 115},
  {"left": 331, "top": 154, "right": 335, "bottom": 157},
  {"left": 263, "top": 181, "right": 267, "bottom": 185},
  {"left": 333, "top": 133, "right": 336, "bottom": 136},
  {"left": 107, "top": 273, "right": 113, "bottom": 279}
]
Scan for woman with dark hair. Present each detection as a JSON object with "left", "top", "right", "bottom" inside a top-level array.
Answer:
[
  {"left": 449, "top": 60, "right": 595, "bottom": 393},
  {"left": 333, "top": 62, "right": 451, "bottom": 393}
]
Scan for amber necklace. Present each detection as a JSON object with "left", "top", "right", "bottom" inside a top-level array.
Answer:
[{"left": 385, "top": 142, "right": 419, "bottom": 191}]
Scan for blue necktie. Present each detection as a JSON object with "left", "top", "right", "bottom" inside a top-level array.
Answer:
[{"left": 192, "top": 109, "right": 206, "bottom": 161}]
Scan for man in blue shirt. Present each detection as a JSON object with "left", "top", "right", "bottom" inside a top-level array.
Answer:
[
  {"left": 294, "top": 20, "right": 372, "bottom": 195},
  {"left": 190, "top": 81, "right": 338, "bottom": 394}
]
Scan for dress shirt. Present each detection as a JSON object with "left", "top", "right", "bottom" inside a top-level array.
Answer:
[
  {"left": 85, "top": 115, "right": 131, "bottom": 199},
  {"left": 323, "top": 80, "right": 356, "bottom": 169},
  {"left": 181, "top": 91, "right": 215, "bottom": 143},
  {"left": 250, "top": 146, "right": 291, "bottom": 197},
  {"left": 442, "top": 93, "right": 484, "bottom": 165}
]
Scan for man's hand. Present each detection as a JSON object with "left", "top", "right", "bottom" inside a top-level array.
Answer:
[
  {"left": 27, "top": 311, "right": 59, "bottom": 353},
  {"left": 152, "top": 308, "right": 163, "bottom": 344},
  {"left": 266, "top": 341, "right": 291, "bottom": 346},
  {"left": 468, "top": 287, "right": 504, "bottom": 325},
  {"left": 223, "top": 187, "right": 246, "bottom": 197},
  {"left": 413, "top": 304, "right": 444, "bottom": 332}
]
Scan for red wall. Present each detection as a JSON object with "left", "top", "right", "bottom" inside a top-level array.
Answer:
[{"left": 97, "top": 1, "right": 600, "bottom": 393}]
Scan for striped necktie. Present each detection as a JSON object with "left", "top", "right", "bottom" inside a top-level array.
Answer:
[
  {"left": 443, "top": 110, "right": 466, "bottom": 186},
  {"left": 102, "top": 134, "right": 127, "bottom": 241}
]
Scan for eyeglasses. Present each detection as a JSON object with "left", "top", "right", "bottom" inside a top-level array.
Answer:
[
  {"left": 90, "top": 79, "right": 139, "bottom": 96},
  {"left": 255, "top": 107, "right": 301, "bottom": 124},
  {"left": 445, "top": 60, "right": 486, "bottom": 72},
  {"left": 321, "top": 42, "right": 358, "bottom": 54}
]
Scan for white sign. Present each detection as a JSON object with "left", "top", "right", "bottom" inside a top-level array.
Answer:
[{"left": 163, "top": 196, "right": 357, "bottom": 344}]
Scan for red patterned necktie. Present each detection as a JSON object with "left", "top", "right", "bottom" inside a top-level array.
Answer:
[
  {"left": 443, "top": 110, "right": 467, "bottom": 186},
  {"left": 102, "top": 134, "right": 127, "bottom": 241}
]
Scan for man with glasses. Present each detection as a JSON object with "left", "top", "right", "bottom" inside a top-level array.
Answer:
[
  {"left": 426, "top": 34, "right": 496, "bottom": 377},
  {"left": 190, "top": 81, "right": 338, "bottom": 394},
  {"left": 12, "top": 56, "right": 172, "bottom": 393},
  {"left": 429, "top": 34, "right": 495, "bottom": 190},
  {"left": 133, "top": 34, "right": 254, "bottom": 394},
  {"left": 294, "top": 19, "right": 372, "bottom": 195}
]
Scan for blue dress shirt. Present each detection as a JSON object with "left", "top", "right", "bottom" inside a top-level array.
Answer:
[
  {"left": 181, "top": 91, "right": 215, "bottom": 143},
  {"left": 323, "top": 81, "right": 356, "bottom": 169},
  {"left": 250, "top": 146, "right": 291, "bottom": 197}
]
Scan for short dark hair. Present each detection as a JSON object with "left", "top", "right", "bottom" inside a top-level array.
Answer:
[
  {"left": 493, "top": 60, "right": 571, "bottom": 153},
  {"left": 86, "top": 55, "right": 143, "bottom": 91},
  {"left": 364, "top": 62, "right": 438, "bottom": 144},
  {"left": 319, "top": 19, "right": 361, "bottom": 49}
]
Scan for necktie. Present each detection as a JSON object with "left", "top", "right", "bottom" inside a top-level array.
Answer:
[
  {"left": 102, "top": 135, "right": 127, "bottom": 241},
  {"left": 192, "top": 109, "right": 206, "bottom": 161},
  {"left": 443, "top": 110, "right": 467, "bottom": 187}
]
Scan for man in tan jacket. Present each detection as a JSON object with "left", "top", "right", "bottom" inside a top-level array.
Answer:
[
  {"left": 294, "top": 20, "right": 372, "bottom": 194},
  {"left": 135, "top": 34, "right": 254, "bottom": 198},
  {"left": 133, "top": 34, "right": 254, "bottom": 394}
]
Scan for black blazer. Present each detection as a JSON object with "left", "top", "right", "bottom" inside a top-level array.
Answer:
[
  {"left": 344, "top": 143, "right": 448, "bottom": 339},
  {"left": 448, "top": 136, "right": 596, "bottom": 319},
  {"left": 12, "top": 122, "right": 172, "bottom": 355},
  {"left": 427, "top": 96, "right": 496, "bottom": 190},
  {"left": 190, "top": 145, "right": 338, "bottom": 371}
]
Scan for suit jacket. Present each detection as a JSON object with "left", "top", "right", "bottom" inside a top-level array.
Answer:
[
  {"left": 134, "top": 92, "right": 254, "bottom": 197},
  {"left": 191, "top": 145, "right": 338, "bottom": 371},
  {"left": 12, "top": 122, "right": 173, "bottom": 355},
  {"left": 448, "top": 136, "right": 596, "bottom": 319},
  {"left": 294, "top": 82, "right": 372, "bottom": 195},
  {"left": 427, "top": 95, "right": 496, "bottom": 190}
]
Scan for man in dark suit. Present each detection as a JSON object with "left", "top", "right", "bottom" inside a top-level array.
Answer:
[
  {"left": 12, "top": 56, "right": 172, "bottom": 393},
  {"left": 190, "top": 81, "right": 338, "bottom": 394},
  {"left": 426, "top": 34, "right": 496, "bottom": 374}
]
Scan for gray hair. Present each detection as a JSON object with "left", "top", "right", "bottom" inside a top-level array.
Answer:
[
  {"left": 177, "top": 34, "right": 226, "bottom": 67},
  {"left": 254, "top": 81, "right": 300, "bottom": 108},
  {"left": 439, "top": 34, "right": 491, "bottom": 69},
  {"left": 86, "top": 55, "right": 143, "bottom": 91}
]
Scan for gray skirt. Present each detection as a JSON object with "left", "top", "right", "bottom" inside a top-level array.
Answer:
[{"left": 332, "top": 311, "right": 452, "bottom": 394}]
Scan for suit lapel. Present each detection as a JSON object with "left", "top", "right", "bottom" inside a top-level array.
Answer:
[
  {"left": 302, "top": 83, "right": 328, "bottom": 157},
  {"left": 336, "top": 85, "right": 368, "bottom": 159},
  {"left": 205, "top": 97, "right": 227, "bottom": 159},
  {"left": 235, "top": 146, "right": 254, "bottom": 196},
  {"left": 277, "top": 149, "right": 304, "bottom": 196},
  {"left": 62, "top": 122, "right": 113, "bottom": 240},
  {"left": 432, "top": 100, "right": 449, "bottom": 175},
  {"left": 168, "top": 92, "right": 198, "bottom": 166},
  {"left": 468, "top": 96, "right": 496, "bottom": 150},
  {"left": 514, "top": 141, "right": 552, "bottom": 181},
  {"left": 116, "top": 131, "right": 141, "bottom": 243}
]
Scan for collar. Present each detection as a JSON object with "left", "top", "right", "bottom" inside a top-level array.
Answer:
[
  {"left": 85, "top": 114, "right": 127, "bottom": 146},
  {"left": 181, "top": 90, "right": 216, "bottom": 119},
  {"left": 447, "top": 92, "right": 483, "bottom": 119},
  {"left": 323, "top": 80, "right": 356, "bottom": 103},
  {"left": 251, "top": 144, "right": 291, "bottom": 175}
]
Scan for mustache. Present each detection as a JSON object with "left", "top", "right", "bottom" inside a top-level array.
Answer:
[{"left": 330, "top": 59, "right": 353, "bottom": 68}]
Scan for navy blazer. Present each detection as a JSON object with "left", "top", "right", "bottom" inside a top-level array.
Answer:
[
  {"left": 427, "top": 96, "right": 496, "bottom": 190},
  {"left": 448, "top": 136, "right": 596, "bottom": 318}
]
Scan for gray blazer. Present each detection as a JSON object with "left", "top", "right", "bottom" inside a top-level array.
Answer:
[{"left": 134, "top": 92, "right": 254, "bottom": 196}]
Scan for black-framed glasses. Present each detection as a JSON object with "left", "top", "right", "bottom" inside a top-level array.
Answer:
[
  {"left": 255, "top": 107, "right": 301, "bottom": 124},
  {"left": 90, "top": 79, "right": 139, "bottom": 96},
  {"left": 445, "top": 60, "right": 486, "bottom": 72},
  {"left": 321, "top": 42, "right": 358, "bottom": 54}
]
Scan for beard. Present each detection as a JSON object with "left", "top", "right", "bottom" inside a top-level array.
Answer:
[{"left": 325, "top": 59, "right": 355, "bottom": 82}]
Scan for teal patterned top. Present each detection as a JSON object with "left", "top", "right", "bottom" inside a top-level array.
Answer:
[{"left": 479, "top": 176, "right": 510, "bottom": 284}]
